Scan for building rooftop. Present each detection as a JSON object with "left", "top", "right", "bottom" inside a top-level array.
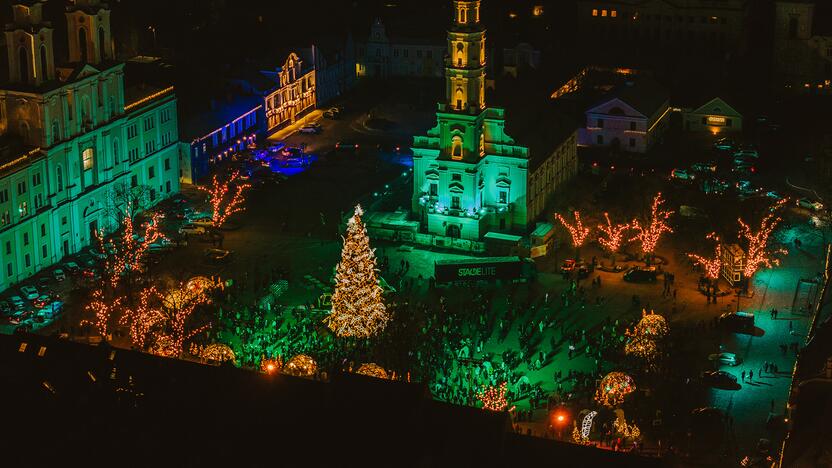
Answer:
[
  {"left": 0, "top": 333, "right": 660, "bottom": 467},
  {"left": 179, "top": 93, "right": 262, "bottom": 143},
  {"left": 594, "top": 77, "right": 670, "bottom": 118}
]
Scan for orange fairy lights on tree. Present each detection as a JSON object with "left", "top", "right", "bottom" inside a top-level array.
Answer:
[
  {"left": 597, "top": 212, "right": 629, "bottom": 254},
  {"left": 630, "top": 193, "right": 674, "bottom": 261},
  {"left": 477, "top": 382, "right": 514, "bottom": 412},
  {"left": 119, "top": 286, "right": 164, "bottom": 350},
  {"left": 556, "top": 211, "right": 591, "bottom": 260},
  {"left": 687, "top": 233, "right": 723, "bottom": 280},
  {"left": 156, "top": 281, "right": 213, "bottom": 357},
  {"left": 198, "top": 170, "right": 251, "bottom": 228},
  {"left": 84, "top": 288, "right": 122, "bottom": 338},
  {"left": 103, "top": 212, "right": 161, "bottom": 288},
  {"left": 739, "top": 199, "right": 787, "bottom": 279}
]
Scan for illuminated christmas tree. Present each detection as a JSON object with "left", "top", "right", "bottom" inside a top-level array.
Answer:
[{"left": 325, "top": 205, "right": 389, "bottom": 338}]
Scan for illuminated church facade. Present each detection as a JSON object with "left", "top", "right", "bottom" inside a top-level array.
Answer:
[{"left": 411, "top": 0, "right": 531, "bottom": 241}]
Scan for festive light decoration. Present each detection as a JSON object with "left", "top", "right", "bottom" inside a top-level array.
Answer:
[
  {"left": 325, "top": 205, "right": 389, "bottom": 338},
  {"left": 200, "top": 343, "right": 236, "bottom": 363},
  {"left": 283, "top": 354, "right": 317, "bottom": 377},
  {"left": 624, "top": 310, "right": 668, "bottom": 366},
  {"left": 355, "top": 363, "right": 389, "bottom": 379},
  {"left": 84, "top": 288, "right": 122, "bottom": 338},
  {"left": 155, "top": 281, "right": 213, "bottom": 357},
  {"left": 581, "top": 410, "right": 598, "bottom": 440},
  {"left": 119, "top": 286, "right": 164, "bottom": 349},
  {"left": 477, "top": 382, "right": 511, "bottom": 411},
  {"left": 572, "top": 424, "right": 590, "bottom": 445},
  {"left": 595, "top": 372, "right": 635, "bottom": 407},
  {"left": 597, "top": 212, "right": 629, "bottom": 253},
  {"left": 198, "top": 170, "right": 251, "bottom": 228},
  {"left": 261, "top": 357, "right": 283, "bottom": 374},
  {"left": 739, "top": 199, "right": 787, "bottom": 279},
  {"left": 613, "top": 416, "right": 641, "bottom": 440},
  {"left": 555, "top": 211, "right": 591, "bottom": 249},
  {"left": 687, "top": 233, "right": 722, "bottom": 280},
  {"left": 102, "top": 212, "right": 162, "bottom": 287},
  {"left": 630, "top": 193, "right": 674, "bottom": 256}
]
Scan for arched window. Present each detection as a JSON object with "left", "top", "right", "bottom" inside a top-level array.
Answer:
[
  {"left": 455, "top": 88, "right": 464, "bottom": 110},
  {"left": 451, "top": 135, "right": 463, "bottom": 159},
  {"left": 40, "top": 45, "right": 48, "bottom": 77},
  {"left": 52, "top": 119, "right": 61, "bottom": 143},
  {"left": 19, "top": 121, "right": 30, "bottom": 141},
  {"left": 56, "top": 165, "right": 64, "bottom": 192},
  {"left": 80, "top": 96, "right": 91, "bottom": 124},
  {"left": 98, "top": 27, "right": 106, "bottom": 62},
  {"left": 18, "top": 47, "right": 29, "bottom": 82},
  {"left": 112, "top": 138, "right": 120, "bottom": 165},
  {"left": 78, "top": 27, "right": 88, "bottom": 63}
]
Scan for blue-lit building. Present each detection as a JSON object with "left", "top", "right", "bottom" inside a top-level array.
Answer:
[{"left": 178, "top": 94, "right": 261, "bottom": 184}]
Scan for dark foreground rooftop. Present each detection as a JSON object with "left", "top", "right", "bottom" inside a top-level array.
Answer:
[{"left": 0, "top": 333, "right": 662, "bottom": 467}]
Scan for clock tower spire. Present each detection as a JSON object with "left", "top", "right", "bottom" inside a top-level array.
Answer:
[{"left": 446, "top": 1, "right": 486, "bottom": 113}]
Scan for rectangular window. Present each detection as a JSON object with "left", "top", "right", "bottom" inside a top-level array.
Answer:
[
  {"left": 6, "top": 263, "right": 11, "bottom": 277},
  {"left": 129, "top": 148, "right": 139, "bottom": 162},
  {"left": 32, "top": 173, "right": 41, "bottom": 186},
  {"left": 131, "top": 175, "right": 138, "bottom": 187},
  {"left": 499, "top": 191, "right": 507, "bottom": 204},
  {"left": 592, "top": 9, "right": 598, "bottom": 16},
  {"left": 5, "top": 241, "right": 10, "bottom": 255},
  {"left": 17, "top": 181, "right": 26, "bottom": 195},
  {"left": 160, "top": 109, "right": 170, "bottom": 123},
  {"left": 40, "top": 224, "right": 45, "bottom": 236},
  {"left": 145, "top": 141, "right": 156, "bottom": 154},
  {"left": 18, "top": 202, "right": 27, "bottom": 217},
  {"left": 601, "top": 9, "right": 608, "bottom": 17},
  {"left": 429, "top": 184, "right": 438, "bottom": 197},
  {"left": 451, "top": 196, "right": 460, "bottom": 210},
  {"left": 611, "top": 10, "right": 617, "bottom": 18},
  {"left": 34, "top": 194, "right": 42, "bottom": 209},
  {"left": 166, "top": 180, "right": 171, "bottom": 193},
  {"left": 23, "top": 233, "right": 28, "bottom": 246},
  {"left": 24, "top": 254, "right": 30, "bottom": 268},
  {"left": 164, "top": 158, "right": 171, "bottom": 170},
  {"left": 451, "top": 173, "right": 461, "bottom": 182},
  {"left": 148, "top": 166, "right": 155, "bottom": 179},
  {"left": 143, "top": 116, "right": 155, "bottom": 131},
  {"left": 127, "top": 125, "right": 137, "bottom": 139},
  {"left": 61, "top": 216, "right": 67, "bottom": 226},
  {"left": 83, "top": 148, "right": 94, "bottom": 171},
  {"left": 42, "top": 244, "right": 47, "bottom": 259},
  {"left": 0, "top": 189, "right": 8, "bottom": 203}
]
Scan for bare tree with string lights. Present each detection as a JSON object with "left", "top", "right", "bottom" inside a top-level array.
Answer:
[
  {"left": 198, "top": 170, "right": 251, "bottom": 229},
  {"left": 556, "top": 211, "right": 592, "bottom": 261},
  {"left": 597, "top": 212, "right": 630, "bottom": 265},
  {"left": 630, "top": 193, "right": 674, "bottom": 264},
  {"left": 738, "top": 199, "right": 788, "bottom": 289},
  {"left": 687, "top": 232, "right": 722, "bottom": 288}
]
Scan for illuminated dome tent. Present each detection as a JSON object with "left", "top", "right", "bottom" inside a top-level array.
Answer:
[
  {"left": 595, "top": 372, "right": 635, "bottom": 407},
  {"left": 283, "top": 354, "right": 317, "bottom": 378},
  {"left": 201, "top": 343, "right": 236, "bottom": 363},
  {"left": 355, "top": 363, "right": 389, "bottom": 379}
]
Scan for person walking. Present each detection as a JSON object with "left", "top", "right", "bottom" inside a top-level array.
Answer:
[
  {"left": 741, "top": 370, "right": 746, "bottom": 382},
  {"left": 749, "top": 370, "right": 754, "bottom": 381}
]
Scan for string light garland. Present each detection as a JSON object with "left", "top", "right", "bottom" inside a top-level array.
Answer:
[
  {"left": 83, "top": 288, "right": 122, "bottom": 338},
  {"left": 198, "top": 170, "right": 251, "bottom": 228},
  {"left": 597, "top": 212, "right": 629, "bottom": 253},
  {"left": 283, "top": 354, "right": 317, "bottom": 377},
  {"left": 119, "top": 286, "right": 164, "bottom": 349},
  {"left": 613, "top": 417, "right": 641, "bottom": 440},
  {"left": 477, "top": 382, "right": 511, "bottom": 411},
  {"left": 687, "top": 232, "right": 722, "bottom": 280},
  {"left": 555, "top": 211, "right": 591, "bottom": 248},
  {"left": 325, "top": 205, "right": 389, "bottom": 338},
  {"left": 102, "top": 212, "right": 162, "bottom": 288},
  {"left": 624, "top": 310, "right": 668, "bottom": 366},
  {"left": 595, "top": 372, "right": 635, "bottom": 407},
  {"left": 630, "top": 193, "right": 674, "bottom": 256},
  {"left": 355, "top": 363, "right": 389, "bottom": 379},
  {"left": 739, "top": 199, "right": 787, "bottom": 279}
]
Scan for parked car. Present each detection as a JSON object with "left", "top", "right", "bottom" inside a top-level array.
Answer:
[
  {"left": 20, "top": 285, "right": 38, "bottom": 300},
  {"left": 148, "top": 239, "right": 175, "bottom": 252},
  {"left": 299, "top": 122, "right": 322, "bottom": 134},
  {"left": 671, "top": 168, "right": 694, "bottom": 181},
  {"left": 766, "top": 191, "right": 785, "bottom": 202},
  {"left": 179, "top": 224, "right": 207, "bottom": 235},
  {"left": 708, "top": 352, "right": 741, "bottom": 366},
  {"left": 32, "top": 295, "right": 50, "bottom": 309},
  {"left": 323, "top": 107, "right": 342, "bottom": 119},
  {"left": 37, "top": 276, "right": 51, "bottom": 289},
  {"left": 188, "top": 216, "right": 215, "bottom": 228},
  {"left": 701, "top": 370, "right": 738, "bottom": 387},
  {"left": 713, "top": 138, "right": 735, "bottom": 151},
  {"left": 9, "top": 310, "right": 33, "bottom": 325},
  {"left": 64, "top": 261, "right": 80, "bottom": 275},
  {"left": 720, "top": 311, "right": 755, "bottom": 333},
  {"left": 797, "top": 198, "right": 824, "bottom": 212},
  {"left": 736, "top": 180, "right": 761, "bottom": 197},
  {"left": 0, "top": 301, "right": 10, "bottom": 315},
  {"left": 734, "top": 147, "right": 759, "bottom": 159},
  {"left": 623, "top": 266, "right": 657, "bottom": 283},
  {"left": 8, "top": 296, "right": 24, "bottom": 310}
]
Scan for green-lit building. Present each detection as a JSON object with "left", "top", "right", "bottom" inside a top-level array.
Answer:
[{"left": 412, "top": 0, "right": 577, "bottom": 241}]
